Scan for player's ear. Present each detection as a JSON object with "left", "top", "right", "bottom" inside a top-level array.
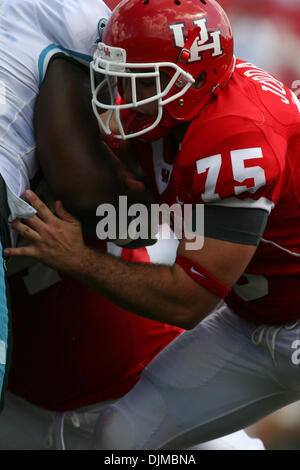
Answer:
[{"left": 193, "top": 71, "right": 207, "bottom": 90}]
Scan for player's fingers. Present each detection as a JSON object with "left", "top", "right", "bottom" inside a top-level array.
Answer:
[
  {"left": 125, "top": 178, "right": 145, "bottom": 193},
  {"left": 10, "top": 219, "right": 41, "bottom": 243},
  {"left": 23, "top": 190, "right": 55, "bottom": 223},
  {"left": 4, "top": 245, "right": 39, "bottom": 258},
  {"left": 21, "top": 214, "right": 46, "bottom": 231}
]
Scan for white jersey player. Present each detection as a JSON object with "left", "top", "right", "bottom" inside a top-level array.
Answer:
[
  {"left": 0, "top": 0, "right": 111, "bottom": 221},
  {"left": 0, "top": 0, "right": 111, "bottom": 411}
]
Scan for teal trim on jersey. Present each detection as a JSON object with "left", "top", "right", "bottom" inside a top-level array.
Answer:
[
  {"left": 0, "top": 241, "right": 8, "bottom": 408},
  {"left": 38, "top": 44, "right": 93, "bottom": 86},
  {"left": 39, "top": 44, "right": 57, "bottom": 85}
]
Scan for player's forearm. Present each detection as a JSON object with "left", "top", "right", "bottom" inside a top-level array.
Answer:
[
  {"left": 4, "top": 192, "right": 217, "bottom": 328},
  {"left": 35, "top": 59, "right": 122, "bottom": 215},
  {"left": 71, "top": 248, "right": 205, "bottom": 329}
]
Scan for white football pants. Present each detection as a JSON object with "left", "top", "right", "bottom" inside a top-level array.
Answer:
[
  {"left": 93, "top": 304, "right": 300, "bottom": 449},
  {"left": 0, "top": 391, "right": 264, "bottom": 450}
]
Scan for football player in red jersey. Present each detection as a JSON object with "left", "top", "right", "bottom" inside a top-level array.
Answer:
[
  {"left": 5, "top": 0, "right": 300, "bottom": 449},
  {"left": 1, "top": 229, "right": 264, "bottom": 449}
]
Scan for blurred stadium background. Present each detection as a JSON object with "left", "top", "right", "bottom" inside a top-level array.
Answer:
[{"left": 218, "top": 0, "right": 300, "bottom": 450}]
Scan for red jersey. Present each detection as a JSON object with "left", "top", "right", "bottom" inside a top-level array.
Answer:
[
  {"left": 135, "top": 59, "right": 300, "bottom": 324},
  {"left": 7, "top": 241, "right": 182, "bottom": 411}
]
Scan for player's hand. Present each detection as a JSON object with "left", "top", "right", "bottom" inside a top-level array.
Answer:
[
  {"left": 104, "top": 142, "right": 155, "bottom": 203},
  {"left": 4, "top": 190, "right": 89, "bottom": 273},
  {"left": 114, "top": 156, "right": 146, "bottom": 193},
  {"left": 106, "top": 145, "right": 145, "bottom": 193}
]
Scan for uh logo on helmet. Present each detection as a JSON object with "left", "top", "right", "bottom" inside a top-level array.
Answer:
[
  {"left": 169, "top": 17, "right": 223, "bottom": 63},
  {"left": 166, "top": 11, "right": 234, "bottom": 121}
]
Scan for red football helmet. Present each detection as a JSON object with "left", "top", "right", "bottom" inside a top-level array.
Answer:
[{"left": 91, "top": 0, "right": 234, "bottom": 140}]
